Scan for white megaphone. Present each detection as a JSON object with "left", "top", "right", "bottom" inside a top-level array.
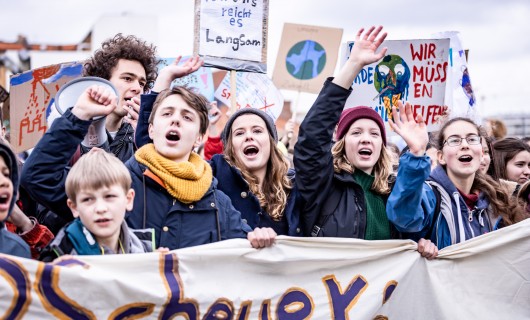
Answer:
[{"left": 55, "top": 77, "right": 118, "bottom": 148}]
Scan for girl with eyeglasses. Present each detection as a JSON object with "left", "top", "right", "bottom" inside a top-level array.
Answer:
[{"left": 386, "top": 112, "right": 528, "bottom": 249}]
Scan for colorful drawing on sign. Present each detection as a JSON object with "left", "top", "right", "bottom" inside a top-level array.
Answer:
[
  {"left": 9, "top": 62, "right": 83, "bottom": 152},
  {"left": 374, "top": 55, "right": 411, "bottom": 120},
  {"left": 285, "top": 40, "right": 326, "bottom": 80},
  {"left": 342, "top": 39, "right": 450, "bottom": 132},
  {"left": 460, "top": 67, "right": 475, "bottom": 106},
  {"left": 158, "top": 57, "right": 215, "bottom": 101},
  {"left": 214, "top": 71, "right": 283, "bottom": 122}
]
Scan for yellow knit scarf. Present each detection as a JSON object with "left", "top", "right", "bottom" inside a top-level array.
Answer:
[{"left": 135, "top": 144, "right": 213, "bottom": 203}]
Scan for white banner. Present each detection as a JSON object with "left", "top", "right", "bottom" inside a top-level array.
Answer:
[
  {"left": 432, "top": 31, "right": 479, "bottom": 122},
  {"left": 2, "top": 219, "right": 530, "bottom": 319}
]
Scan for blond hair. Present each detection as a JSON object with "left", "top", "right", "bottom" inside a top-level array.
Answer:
[
  {"left": 331, "top": 137, "right": 392, "bottom": 194},
  {"left": 65, "top": 150, "right": 132, "bottom": 203}
]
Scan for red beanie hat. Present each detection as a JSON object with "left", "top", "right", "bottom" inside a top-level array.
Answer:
[{"left": 336, "top": 106, "right": 387, "bottom": 145}]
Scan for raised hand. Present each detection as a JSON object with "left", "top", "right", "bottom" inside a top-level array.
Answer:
[
  {"left": 123, "top": 96, "right": 140, "bottom": 130},
  {"left": 71, "top": 85, "right": 117, "bottom": 121},
  {"left": 349, "top": 25, "right": 388, "bottom": 67},
  {"left": 388, "top": 100, "right": 429, "bottom": 156},
  {"left": 333, "top": 26, "right": 388, "bottom": 89},
  {"left": 153, "top": 55, "right": 204, "bottom": 92}
]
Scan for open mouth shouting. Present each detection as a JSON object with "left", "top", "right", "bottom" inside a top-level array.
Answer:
[
  {"left": 166, "top": 130, "right": 181, "bottom": 143},
  {"left": 0, "top": 192, "right": 10, "bottom": 211},
  {"left": 458, "top": 155, "right": 473, "bottom": 163},
  {"left": 358, "top": 148, "right": 373, "bottom": 159},
  {"left": 243, "top": 145, "right": 260, "bottom": 159}
]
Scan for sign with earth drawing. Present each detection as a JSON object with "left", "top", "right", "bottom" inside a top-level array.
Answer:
[
  {"left": 341, "top": 39, "right": 450, "bottom": 132},
  {"left": 273, "top": 23, "right": 343, "bottom": 94}
]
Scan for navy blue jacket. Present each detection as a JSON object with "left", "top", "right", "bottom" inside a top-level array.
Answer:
[
  {"left": 20, "top": 109, "right": 251, "bottom": 250},
  {"left": 136, "top": 92, "right": 302, "bottom": 236},
  {"left": 210, "top": 155, "right": 301, "bottom": 236},
  {"left": 125, "top": 157, "right": 251, "bottom": 249},
  {"left": 21, "top": 109, "right": 88, "bottom": 222},
  {"left": 387, "top": 153, "right": 499, "bottom": 249}
]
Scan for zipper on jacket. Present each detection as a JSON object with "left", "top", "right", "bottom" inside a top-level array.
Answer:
[
  {"left": 468, "top": 209, "right": 473, "bottom": 222},
  {"left": 354, "top": 196, "right": 363, "bottom": 213}
]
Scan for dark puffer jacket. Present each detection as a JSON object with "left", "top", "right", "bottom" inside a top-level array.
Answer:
[
  {"left": 294, "top": 78, "right": 396, "bottom": 239},
  {"left": 125, "top": 157, "right": 251, "bottom": 250}
]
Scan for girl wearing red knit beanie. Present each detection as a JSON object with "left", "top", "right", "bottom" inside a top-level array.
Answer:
[{"left": 294, "top": 26, "right": 437, "bottom": 259}]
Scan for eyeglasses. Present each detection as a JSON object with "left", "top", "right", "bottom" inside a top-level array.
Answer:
[{"left": 443, "top": 134, "right": 481, "bottom": 147}]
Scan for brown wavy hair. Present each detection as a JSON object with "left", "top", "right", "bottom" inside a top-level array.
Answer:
[
  {"left": 436, "top": 117, "right": 528, "bottom": 225},
  {"left": 224, "top": 135, "right": 292, "bottom": 221},
  {"left": 331, "top": 137, "right": 392, "bottom": 195},
  {"left": 83, "top": 34, "right": 159, "bottom": 92},
  {"left": 492, "top": 137, "right": 530, "bottom": 181}
]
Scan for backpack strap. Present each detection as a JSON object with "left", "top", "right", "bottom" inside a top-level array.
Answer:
[
  {"left": 426, "top": 181, "right": 442, "bottom": 240},
  {"left": 310, "top": 189, "right": 343, "bottom": 237}
]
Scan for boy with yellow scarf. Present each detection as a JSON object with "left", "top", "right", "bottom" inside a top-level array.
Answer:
[{"left": 26, "top": 83, "right": 276, "bottom": 250}]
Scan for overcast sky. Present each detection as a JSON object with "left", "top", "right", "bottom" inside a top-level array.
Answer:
[{"left": 1, "top": 0, "right": 529, "bottom": 117}]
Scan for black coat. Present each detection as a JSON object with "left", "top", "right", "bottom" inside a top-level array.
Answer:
[{"left": 294, "top": 79, "right": 371, "bottom": 238}]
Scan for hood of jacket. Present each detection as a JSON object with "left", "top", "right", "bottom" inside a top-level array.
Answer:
[
  {"left": 430, "top": 165, "right": 489, "bottom": 211},
  {"left": 0, "top": 142, "right": 19, "bottom": 222}
]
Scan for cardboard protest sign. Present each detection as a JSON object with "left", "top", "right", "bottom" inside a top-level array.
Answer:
[
  {"left": 2, "top": 219, "right": 530, "bottom": 318},
  {"left": 9, "top": 62, "right": 83, "bottom": 152},
  {"left": 158, "top": 57, "right": 215, "bottom": 101},
  {"left": 432, "top": 31, "right": 478, "bottom": 121},
  {"left": 215, "top": 71, "right": 283, "bottom": 121},
  {"left": 193, "top": 0, "right": 268, "bottom": 72},
  {"left": 341, "top": 39, "right": 450, "bottom": 132},
  {"left": 273, "top": 23, "right": 343, "bottom": 94}
]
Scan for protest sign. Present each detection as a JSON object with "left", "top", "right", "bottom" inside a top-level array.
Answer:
[
  {"left": 214, "top": 71, "right": 283, "bottom": 121},
  {"left": 193, "top": 0, "right": 269, "bottom": 72},
  {"left": 9, "top": 62, "right": 83, "bottom": 152},
  {"left": 273, "top": 23, "right": 343, "bottom": 94},
  {"left": 432, "top": 31, "right": 478, "bottom": 121},
  {"left": 1, "top": 219, "right": 530, "bottom": 319},
  {"left": 159, "top": 57, "right": 215, "bottom": 101},
  {"left": 341, "top": 39, "right": 450, "bottom": 132}
]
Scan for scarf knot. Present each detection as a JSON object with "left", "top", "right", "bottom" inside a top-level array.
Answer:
[{"left": 135, "top": 144, "right": 213, "bottom": 203}]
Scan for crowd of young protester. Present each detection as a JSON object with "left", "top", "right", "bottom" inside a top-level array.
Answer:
[{"left": 1, "top": 26, "right": 529, "bottom": 264}]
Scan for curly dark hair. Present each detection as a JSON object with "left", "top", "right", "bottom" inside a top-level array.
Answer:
[{"left": 83, "top": 34, "right": 159, "bottom": 92}]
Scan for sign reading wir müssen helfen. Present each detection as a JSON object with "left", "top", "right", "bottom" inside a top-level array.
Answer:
[{"left": 194, "top": 0, "right": 269, "bottom": 73}]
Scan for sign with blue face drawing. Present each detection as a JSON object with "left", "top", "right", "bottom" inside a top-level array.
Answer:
[
  {"left": 341, "top": 39, "right": 450, "bottom": 132},
  {"left": 194, "top": 0, "right": 269, "bottom": 73}
]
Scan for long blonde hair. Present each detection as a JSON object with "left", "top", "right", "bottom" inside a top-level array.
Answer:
[
  {"left": 224, "top": 135, "right": 292, "bottom": 221},
  {"left": 331, "top": 137, "right": 392, "bottom": 195}
]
